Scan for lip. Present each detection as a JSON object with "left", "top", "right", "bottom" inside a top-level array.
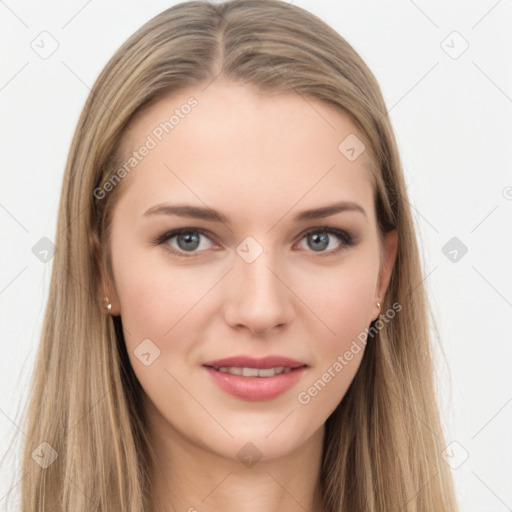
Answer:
[
  {"left": 202, "top": 355, "right": 308, "bottom": 401},
  {"left": 202, "top": 355, "right": 307, "bottom": 369}
]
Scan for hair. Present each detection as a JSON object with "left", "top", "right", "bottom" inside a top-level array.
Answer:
[{"left": 6, "top": 0, "right": 458, "bottom": 510}]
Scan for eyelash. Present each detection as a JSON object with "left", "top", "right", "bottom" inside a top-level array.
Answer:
[{"left": 152, "top": 226, "right": 356, "bottom": 258}]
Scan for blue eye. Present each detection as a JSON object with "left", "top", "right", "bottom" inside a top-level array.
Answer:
[
  {"left": 153, "top": 226, "right": 355, "bottom": 258},
  {"left": 154, "top": 228, "right": 216, "bottom": 256},
  {"left": 297, "top": 227, "right": 355, "bottom": 254}
]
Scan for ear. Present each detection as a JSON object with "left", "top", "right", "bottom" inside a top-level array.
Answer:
[
  {"left": 371, "top": 229, "right": 398, "bottom": 321},
  {"left": 89, "top": 231, "right": 121, "bottom": 316}
]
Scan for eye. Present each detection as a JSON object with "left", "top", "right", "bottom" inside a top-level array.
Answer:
[
  {"left": 154, "top": 228, "right": 217, "bottom": 257},
  {"left": 296, "top": 227, "right": 355, "bottom": 255},
  {"left": 152, "top": 226, "right": 356, "bottom": 258}
]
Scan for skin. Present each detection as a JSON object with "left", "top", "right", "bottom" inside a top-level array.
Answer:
[{"left": 100, "top": 80, "right": 397, "bottom": 512}]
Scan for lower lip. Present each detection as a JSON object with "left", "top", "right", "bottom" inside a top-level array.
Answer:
[{"left": 203, "top": 366, "right": 307, "bottom": 401}]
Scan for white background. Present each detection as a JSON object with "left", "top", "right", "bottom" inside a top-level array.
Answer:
[{"left": 1, "top": 1, "right": 511, "bottom": 510}]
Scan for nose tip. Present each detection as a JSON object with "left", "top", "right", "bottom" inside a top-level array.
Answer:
[
  {"left": 246, "top": 319, "right": 285, "bottom": 336},
  {"left": 224, "top": 250, "right": 293, "bottom": 335}
]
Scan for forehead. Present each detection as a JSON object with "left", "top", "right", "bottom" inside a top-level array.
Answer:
[{"left": 113, "top": 81, "right": 376, "bottom": 224}]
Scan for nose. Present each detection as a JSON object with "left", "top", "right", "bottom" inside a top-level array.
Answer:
[{"left": 223, "top": 250, "right": 294, "bottom": 336}]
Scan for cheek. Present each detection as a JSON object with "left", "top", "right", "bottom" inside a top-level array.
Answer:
[
  {"left": 293, "top": 256, "right": 377, "bottom": 411},
  {"left": 317, "top": 290, "right": 370, "bottom": 370},
  {"left": 296, "top": 252, "right": 378, "bottom": 340},
  {"left": 111, "top": 250, "right": 207, "bottom": 415},
  {"left": 111, "top": 241, "right": 215, "bottom": 342}
]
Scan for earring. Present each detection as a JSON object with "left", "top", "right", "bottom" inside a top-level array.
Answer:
[
  {"left": 376, "top": 301, "right": 381, "bottom": 309},
  {"left": 104, "top": 296, "right": 112, "bottom": 312}
]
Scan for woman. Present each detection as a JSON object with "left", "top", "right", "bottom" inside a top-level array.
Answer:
[{"left": 15, "top": 0, "right": 459, "bottom": 510}]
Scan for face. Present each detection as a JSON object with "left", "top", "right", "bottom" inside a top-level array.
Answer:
[{"left": 102, "top": 80, "right": 397, "bottom": 463}]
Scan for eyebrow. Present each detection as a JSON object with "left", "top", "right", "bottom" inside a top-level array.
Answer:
[{"left": 143, "top": 201, "right": 367, "bottom": 223}]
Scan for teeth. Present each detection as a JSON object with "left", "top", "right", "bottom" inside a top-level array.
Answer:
[
  {"left": 242, "top": 367, "right": 259, "bottom": 377},
  {"left": 215, "top": 366, "right": 291, "bottom": 377},
  {"left": 257, "top": 367, "right": 281, "bottom": 377}
]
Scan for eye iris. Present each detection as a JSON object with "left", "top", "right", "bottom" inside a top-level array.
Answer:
[
  {"left": 177, "top": 231, "right": 200, "bottom": 251},
  {"left": 308, "top": 232, "right": 329, "bottom": 251}
]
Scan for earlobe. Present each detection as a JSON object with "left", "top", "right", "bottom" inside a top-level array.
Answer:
[
  {"left": 375, "top": 229, "right": 398, "bottom": 315},
  {"left": 89, "top": 231, "right": 121, "bottom": 316}
]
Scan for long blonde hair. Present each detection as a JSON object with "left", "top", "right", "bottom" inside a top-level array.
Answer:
[{"left": 9, "top": 0, "right": 458, "bottom": 510}]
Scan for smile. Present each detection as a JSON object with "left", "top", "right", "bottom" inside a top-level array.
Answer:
[{"left": 211, "top": 366, "right": 294, "bottom": 377}]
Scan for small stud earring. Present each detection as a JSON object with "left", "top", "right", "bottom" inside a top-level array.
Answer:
[
  {"left": 376, "top": 302, "right": 381, "bottom": 309},
  {"left": 104, "top": 297, "right": 112, "bottom": 311}
]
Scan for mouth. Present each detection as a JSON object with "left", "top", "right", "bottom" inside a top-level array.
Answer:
[
  {"left": 202, "top": 356, "right": 308, "bottom": 401},
  {"left": 204, "top": 365, "right": 303, "bottom": 377}
]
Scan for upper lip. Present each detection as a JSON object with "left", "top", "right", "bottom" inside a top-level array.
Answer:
[{"left": 203, "top": 355, "right": 307, "bottom": 369}]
